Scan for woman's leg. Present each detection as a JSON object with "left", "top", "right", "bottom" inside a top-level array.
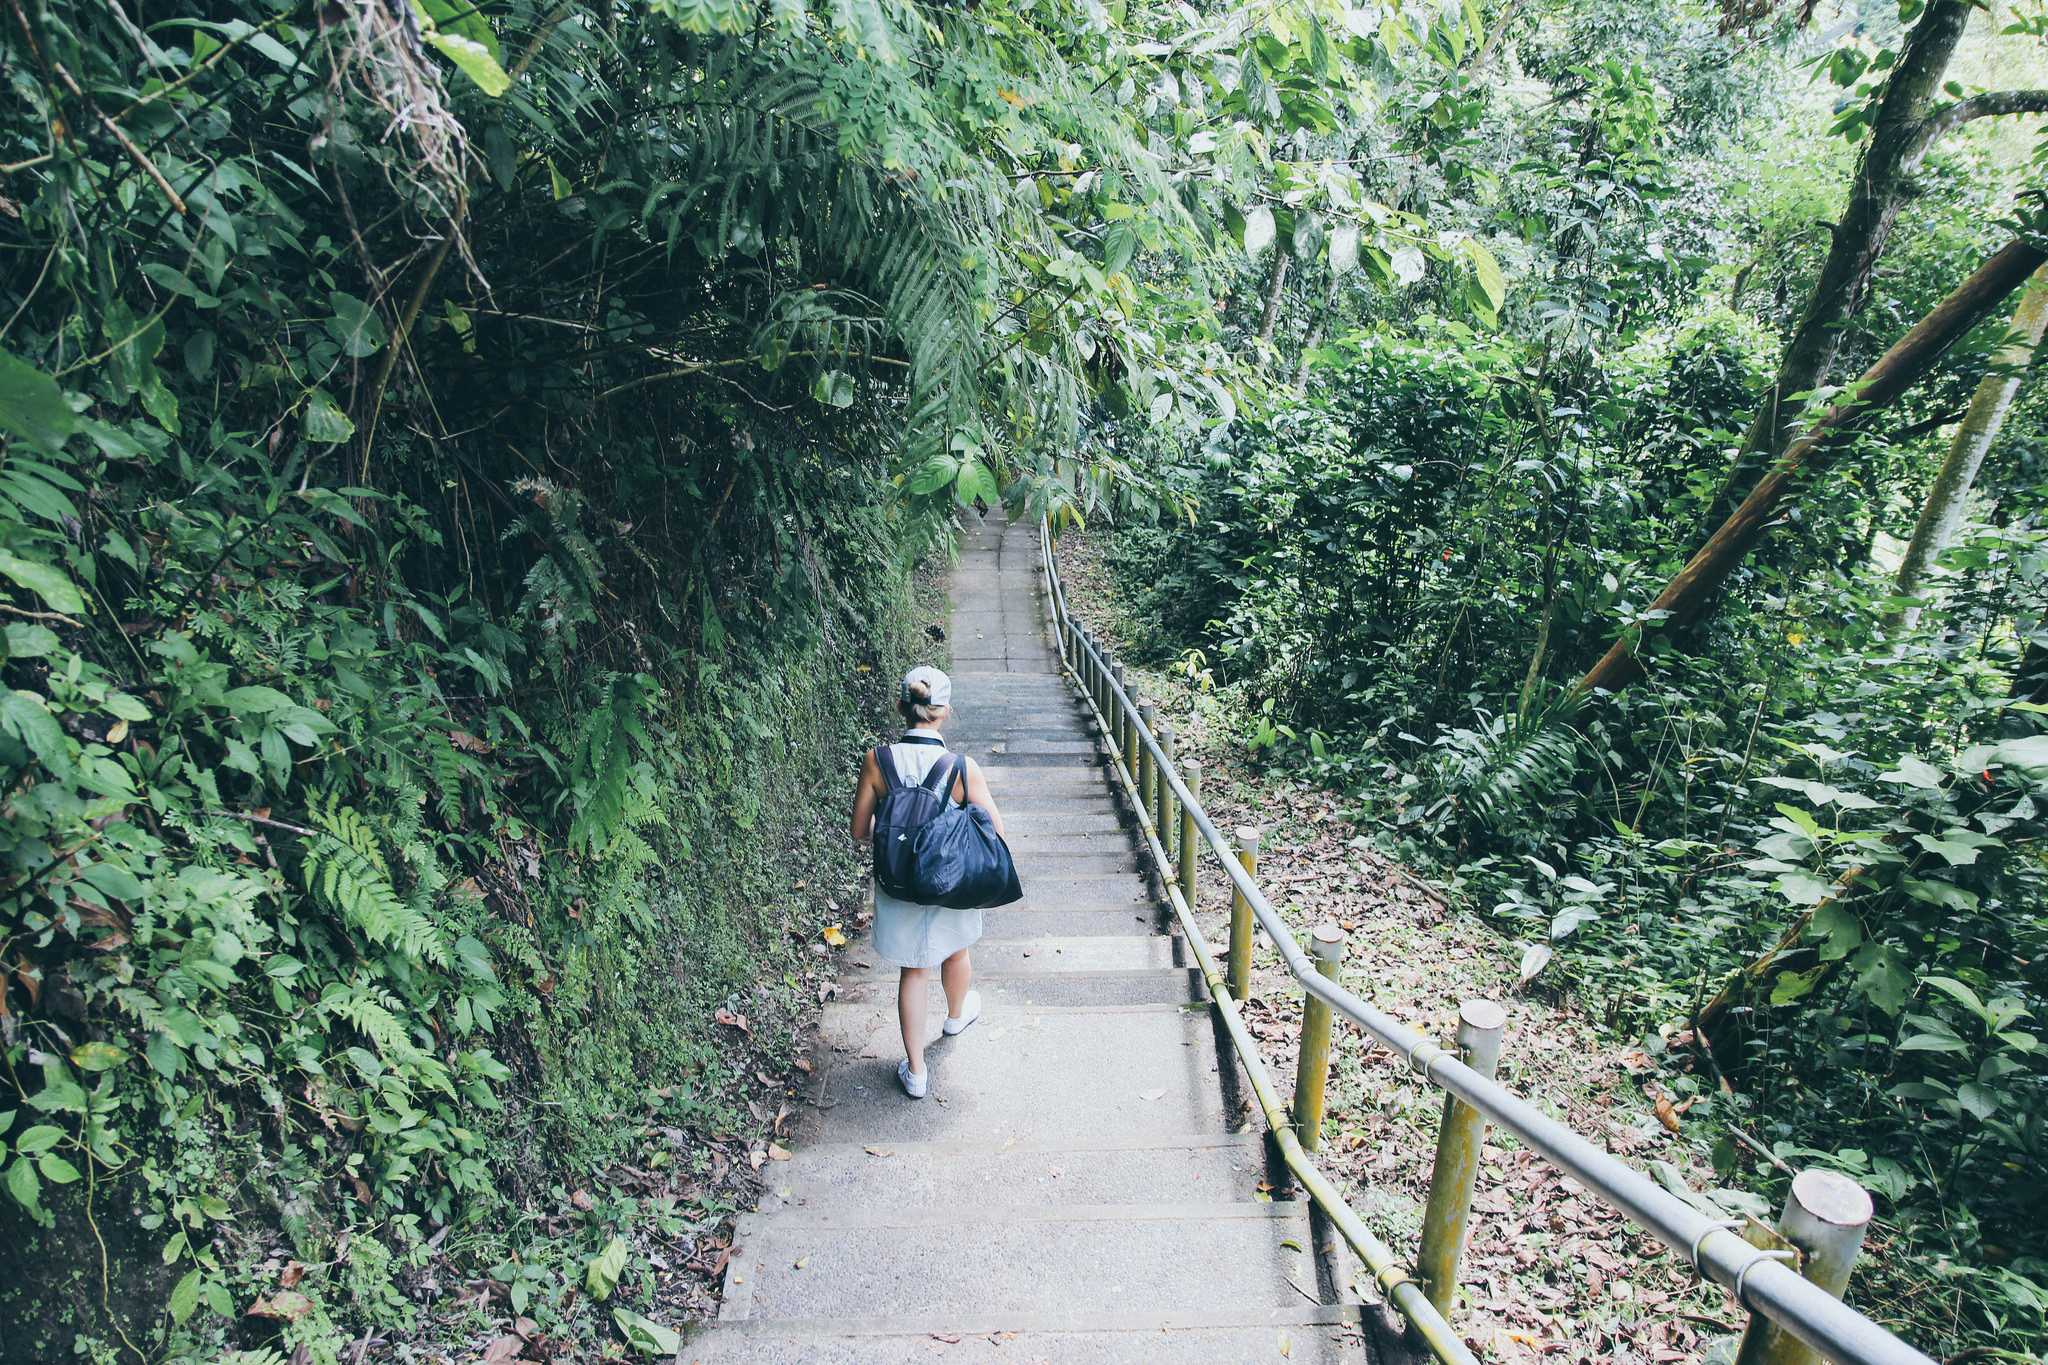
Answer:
[
  {"left": 940, "top": 947, "right": 973, "bottom": 1022},
  {"left": 898, "top": 966, "right": 930, "bottom": 1075}
]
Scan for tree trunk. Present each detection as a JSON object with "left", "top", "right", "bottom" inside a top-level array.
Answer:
[
  {"left": 1576, "top": 235, "right": 2048, "bottom": 696},
  {"left": 1257, "top": 246, "right": 1292, "bottom": 345},
  {"left": 1291, "top": 269, "right": 1339, "bottom": 388},
  {"left": 1886, "top": 264, "right": 2048, "bottom": 630},
  {"left": 1710, "top": 0, "right": 1974, "bottom": 518}
]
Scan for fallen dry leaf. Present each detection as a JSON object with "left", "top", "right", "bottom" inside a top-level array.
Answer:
[
  {"left": 278, "top": 1262, "right": 308, "bottom": 1289},
  {"left": 864, "top": 1145, "right": 894, "bottom": 1157},
  {"left": 570, "top": 1188, "right": 594, "bottom": 1211},
  {"left": 715, "top": 1009, "right": 750, "bottom": 1033},
  {"left": 822, "top": 924, "right": 848, "bottom": 946},
  {"left": 749, "top": 1150, "right": 765, "bottom": 1170},
  {"left": 1139, "top": 1088, "right": 1166, "bottom": 1101},
  {"left": 480, "top": 1335, "right": 524, "bottom": 1365},
  {"left": 245, "top": 1292, "right": 315, "bottom": 1322},
  {"left": 515, "top": 1317, "right": 540, "bottom": 1339},
  {"left": 794, "top": 1255, "right": 811, "bottom": 1270},
  {"left": 931, "top": 1333, "right": 962, "bottom": 1344},
  {"left": 999, "top": 1136, "right": 1016, "bottom": 1151},
  {"left": 1653, "top": 1095, "right": 1682, "bottom": 1134},
  {"left": 792, "top": 1057, "right": 814, "bottom": 1073},
  {"left": 768, "top": 1143, "right": 791, "bottom": 1161}
]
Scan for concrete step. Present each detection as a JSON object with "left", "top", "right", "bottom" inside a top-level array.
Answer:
[
  {"left": 1004, "top": 876, "right": 1154, "bottom": 909},
  {"left": 997, "top": 812, "right": 1126, "bottom": 835},
  {"left": 814, "top": 1004, "right": 1227, "bottom": 1144},
  {"left": 836, "top": 969, "right": 1200, "bottom": 1010},
  {"left": 1007, "top": 831, "right": 1132, "bottom": 857},
  {"left": 757, "top": 1132, "right": 1262, "bottom": 1211},
  {"left": 1014, "top": 851, "right": 1138, "bottom": 877},
  {"left": 682, "top": 1310, "right": 1368, "bottom": 1364},
  {"left": 979, "top": 768, "right": 1111, "bottom": 790},
  {"left": 981, "top": 905, "right": 1167, "bottom": 937},
  {"left": 719, "top": 1201, "right": 1317, "bottom": 1322},
  {"left": 991, "top": 794, "right": 1120, "bottom": 817},
  {"left": 845, "top": 935, "right": 1177, "bottom": 974}
]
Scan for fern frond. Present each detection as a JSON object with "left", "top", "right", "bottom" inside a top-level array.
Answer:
[{"left": 302, "top": 800, "right": 450, "bottom": 966}]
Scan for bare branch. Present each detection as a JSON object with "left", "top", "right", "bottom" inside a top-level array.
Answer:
[{"left": 1910, "top": 89, "right": 2048, "bottom": 160}]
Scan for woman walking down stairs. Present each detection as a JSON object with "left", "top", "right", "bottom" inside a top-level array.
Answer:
[{"left": 681, "top": 514, "right": 1371, "bottom": 1363}]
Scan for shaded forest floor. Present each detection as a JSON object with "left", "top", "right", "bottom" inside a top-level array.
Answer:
[{"left": 1054, "top": 529, "right": 1857, "bottom": 1365}]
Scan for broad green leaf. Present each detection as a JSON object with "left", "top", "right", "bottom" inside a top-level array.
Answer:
[
  {"left": 104, "top": 693, "right": 152, "bottom": 722},
  {"left": 68, "top": 1041, "right": 128, "bottom": 1071},
  {"left": 423, "top": 31, "right": 511, "bottom": 96},
  {"left": 304, "top": 389, "right": 355, "bottom": 444},
  {"left": 1915, "top": 832, "right": 1989, "bottom": 866},
  {"left": 1460, "top": 237, "right": 1506, "bottom": 311},
  {"left": 1901, "top": 877, "right": 1978, "bottom": 911},
  {"left": 224, "top": 686, "right": 295, "bottom": 712},
  {"left": 326, "top": 292, "right": 388, "bottom": 358},
  {"left": 1956, "top": 1081, "right": 1999, "bottom": 1121},
  {"left": 1877, "top": 755, "right": 1944, "bottom": 788},
  {"left": 810, "top": 370, "right": 855, "bottom": 408},
  {"left": 6, "top": 1155, "right": 40, "bottom": 1210},
  {"left": 1922, "top": 975, "right": 1987, "bottom": 1020},
  {"left": 168, "top": 1268, "right": 202, "bottom": 1324},
  {"left": 1773, "top": 872, "right": 1832, "bottom": 907},
  {"left": 613, "top": 1308, "right": 682, "bottom": 1357},
  {"left": 586, "top": 1234, "right": 629, "bottom": 1300},
  {"left": 0, "top": 351, "right": 76, "bottom": 455},
  {"left": 14, "top": 1125, "right": 63, "bottom": 1154},
  {"left": 1897, "top": 1032, "right": 1967, "bottom": 1053},
  {"left": 0, "top": 550, "right": 86, "bottom": 615},
  {"left": 1242, "top": 206, "right": 1275, "bottom": 256},
  {"left": 38, "top": 1153, "right": 80, "bottom": 1183},
  {"left": 163, "top": 1230, "right": 187, "bottom": 1263},
  {"left": 1, "top": 690, "right": 73, "bottom": 778},
  {"left": 1328, "top": 222, "right": 1360, "bottom": 274},
  {"left": 1773, "top": 803, "right": 1823, "bottom": 842},
  {"left": 1770, "top": 968, "right": 1822, "bottom": 1006}
]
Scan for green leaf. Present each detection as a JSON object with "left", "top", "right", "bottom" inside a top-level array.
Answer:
[
  {"left": 1901, "top": 877, "right": 1979, "bottom": 911},
  {"left": 104, "top": 693, "right": 152, "bottom": 722},
  {"left": 6, "top": 1155, "right": 40, "bottom": 1210},
  {"left": 1460, "top": 237, "right": 1506, "bottom": 311},
  {"left": 1773, "top": 803, "right": 1823, "bottom": 842},
  {"left": 1957, "top": 1081, "right": 1999, "bottom": 1121},
  {"left": 1896, "top": 1032, "right": 1969, "bottom": 1053},
  {"left": 1877, "top": 755, "right": 1944, "bottom": 788},
  {"left": 613, "top": 1308, "right": 681, "bottom": 1357},
  {"left": 0, "top": 550, "right": 86, "bottom": 615},
  {"left": 586, "top": 1235, "right": 629, "bottom": 1301},
  {"left": 163, "top": 1229, "right": 187, "bottom": 1263},
  {"left": 304, "top": 389, "right": 355, "bottom": 444},
  {"left": 14, "top": 1125, "right": 63, "bottom": 1155},
  {"left": 0, "top": 351, "right": 76, "bottom": 455},
  {"left": 68, "top": 1041, "right": 128, "bottom": 1072},
  {"left": 38, "top": 1153, "right": 80, "bottom": 1184},
  {"left": 810, "top": 370, "right": 855, "bottom": 408},
  {"left": 1773, "top": 871, "right": 1832, "bottom": 907},
  {"left": 169, "top": 1269, "right": 202, "bottom": 1324},
  {"left": 1770, "top": 967, "right": 1822, "bottom": 1006},
  {"left": 1, "top": 690, "right": 74, "bottom": 779},
  {"left": 423, "top": 31, "right": 512, "bottom": 95},
  {"left": 224, "top": 686, "right": 295, "bottom": 713},
  {"left": 326, "top": 292, "right": 388, "bottom": 359}
]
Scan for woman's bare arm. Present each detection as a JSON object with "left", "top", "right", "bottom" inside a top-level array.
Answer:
[
  {"left": 960, "top": 757, "right": 1005, "bottom": 837},
  {"left": 850, "top": 750, "right": 884, "bottom": 840}
]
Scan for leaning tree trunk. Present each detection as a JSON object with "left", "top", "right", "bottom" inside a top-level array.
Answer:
[
  {"left": 1885, "top": 265, "right": 2048, "bottom": 630},
  {"left": 1575, "top": 236, "right": 2048, "bottom": 697},
  {"left": 1711, "top": 0, "right": 1975, "bottom": 519},
  {"left": 1257, "top": 245, "right": 1292, "bottom": 345}
]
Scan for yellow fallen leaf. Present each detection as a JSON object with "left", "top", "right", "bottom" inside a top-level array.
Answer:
[
  {"left": 793, "top": 1255, "right": 810, "bottom": 1270},
  {"left": 822, "top": 924, "right": 847, "bottom": 946},
  {"left": 999, "top": 1136, "right": 1016, "bottom": 1151},
  {"left": 1279, "top": 1330, "right": 1291, "bottom": 1357}
]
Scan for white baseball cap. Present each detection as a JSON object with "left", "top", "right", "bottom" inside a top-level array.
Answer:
[{"left": 902, "top": 665, "right": 951, "bottom": 709}]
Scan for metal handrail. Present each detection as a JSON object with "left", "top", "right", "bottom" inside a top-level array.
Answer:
[{"left": 1036, "top": 519, "right": 1934, "bottom": 1365}]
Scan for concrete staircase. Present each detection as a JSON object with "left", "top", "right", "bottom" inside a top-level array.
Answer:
[{"left": 682, "top": 515, "right": 1369, "bottom": 1363}]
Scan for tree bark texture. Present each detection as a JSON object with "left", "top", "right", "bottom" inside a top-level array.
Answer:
[
  {"left": 1257, "top": 245, "right": 1292, "bottom": 344},
  {"left": 1886, "top": 265, "right": 2048, "bottom": 630},
  {"left": 1576, "top": 235, "right": 2048, "bottom": 696}
]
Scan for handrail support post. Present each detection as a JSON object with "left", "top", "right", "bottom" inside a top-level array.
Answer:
[
  {"left": 1138, "top": 701, "right": 1158, "bottom": 830},
  {"left": 1154, "top": 723, "right": 1176, "bottom": 863},
  {"left": 1733, "top": 1171, "right": 1874, "bottom": 1365},
  {"left": 1228, "top": 827, "right": 1259, "bottom": 1001},
  {"left": 1294, "top": 924, "right": 1344, "bottom": 1152},
  {"left": 1178, "top": 759, "right": 1201, "bottom": 910},
  {"left": 1418, "top": 1000, "right": 1508, "bottom": 1319}
]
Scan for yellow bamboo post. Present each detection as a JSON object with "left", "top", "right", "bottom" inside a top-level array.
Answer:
[
  {"left": 1294, "top": 924, "right": 1345, "bottom": 1151},
  {"left": 1179, "top": 759, "right": 1201, "bottom": 909},
  {"left": 1228, "top": 827, "right": 1259, "bottom": 1001},
  {"left": 1137, "top": 700, "right": 1158, "bottom": 825},
  {"left": 1418, "top": 1000, "right": 1509, "bottom": 1318},
  {"left": 1732, "top": 1171, "right": 1875, "bottom": 1365}
]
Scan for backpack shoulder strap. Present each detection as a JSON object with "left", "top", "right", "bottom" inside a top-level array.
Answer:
[
  {"left": 872, "top": 746, "right": 902, "bottom": 793},
  {"left": 923, "top": 753, "right": 967, "bottom": 806}
]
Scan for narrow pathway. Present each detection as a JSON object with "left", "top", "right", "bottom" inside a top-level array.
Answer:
[{"left": 686, "top": 515, "right": 1368, "bottom": 1363}]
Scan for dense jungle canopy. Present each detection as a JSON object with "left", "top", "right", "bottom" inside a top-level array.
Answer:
[{"left": 4, "top": 0, "right": 2048, "bottom": 1359}]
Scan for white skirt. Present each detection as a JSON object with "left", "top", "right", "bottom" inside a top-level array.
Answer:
[{"left": 872, "top": 886, "right": 982, "bottom": 968}]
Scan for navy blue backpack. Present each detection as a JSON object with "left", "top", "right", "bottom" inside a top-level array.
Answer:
[{"left": 871, "top": 747, "right": 1023, "bottom": 909}]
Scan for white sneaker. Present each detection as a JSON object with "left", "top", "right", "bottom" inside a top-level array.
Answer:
[
  {"left": 898, "top": 1058, "right": 928, "bottom": 1099},
  {"left": 942, "top": 990, "right": 982, "bottom": 1036}
]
